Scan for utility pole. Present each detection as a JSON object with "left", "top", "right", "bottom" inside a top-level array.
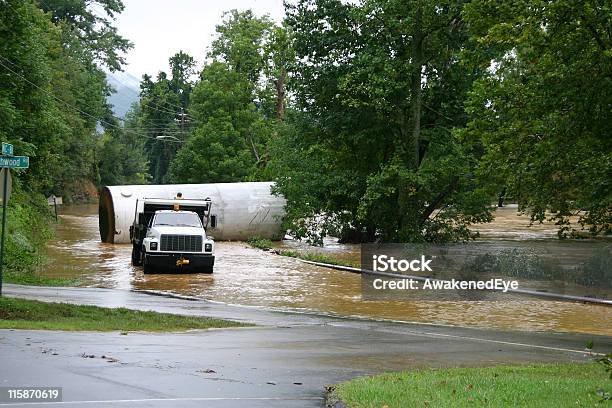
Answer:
[
  {"left": 180, "top": 107, "right": 184, "bottom": 141},
  {"left": 176, "top": 107, "right": 189, "bottom": 142}
]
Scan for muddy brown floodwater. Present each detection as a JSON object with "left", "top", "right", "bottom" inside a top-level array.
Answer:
[{"left": 42, "top": 204, "right": 611, "bottom": 336}]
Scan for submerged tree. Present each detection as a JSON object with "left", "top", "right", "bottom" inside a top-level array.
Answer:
[
  {"left": 275, "top": 0, "right": 492, "bottom": 243},
  {"left": 462, "top": 0, "right": 612, "bottom": 237}
]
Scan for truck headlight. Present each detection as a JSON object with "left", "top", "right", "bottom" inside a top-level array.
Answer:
[
  {"left": 205, "top": 243, "right": 212, "bottom": 252},
  {"left": 150, "top": 242, "right": 158, "bottom": 251}
]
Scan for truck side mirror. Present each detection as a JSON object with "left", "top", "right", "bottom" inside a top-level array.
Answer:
[{"left": 210, "top": 215, "right": 217, "bottom": 229}]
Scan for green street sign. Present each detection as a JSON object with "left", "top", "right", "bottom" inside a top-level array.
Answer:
[
  {"left": 1, "top": 143, "right": 12, "bottom": 156},
  {"left": 0, "top": 156, "right": 29, "bottom": 169}
]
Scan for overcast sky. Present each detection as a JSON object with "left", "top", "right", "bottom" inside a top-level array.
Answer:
[{"left": 113, "top": 0, "right": 285, "bottom": 80}]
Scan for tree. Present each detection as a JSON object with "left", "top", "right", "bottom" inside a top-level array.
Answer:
[
  {"left": 169, "top": 51, "right": 196, "bottom": 107},
  {"left": 98, "top": 106, "right": 149, "bottom": 185},
  {"left": 0, "top": 0, "right": 131, "bottom": 278},
  {"left": 167, "top": 62, "right": 268, "bottom": 183},
  {"left": 138, "top": 51, "right": 196, "bottom": 183},
  {"left": 0, "top": 0, "right": 120, "bottom": 197},
  {"left": 276, "top": 0, "right": 492, "bottom": 243},
  {"left": 168, "top": 10, "right": 282, "bottom": 183},
  {"left": 209, "top": 9, "right": 273, "bottom": 84},
  {"left": 462, "top": 0, "right": 612, "bottom": 237},
  {"left": 264, "top": 24, "right": 295, "bottom": 120},
  {"left": 38, "top": 0, "right": 132, "bottom": 71}
]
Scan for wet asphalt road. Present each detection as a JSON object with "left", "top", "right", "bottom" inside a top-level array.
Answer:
[{"left": 1, "top": 284, "right": 611, "bottom": 408}]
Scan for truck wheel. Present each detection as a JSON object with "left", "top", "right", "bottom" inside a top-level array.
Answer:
[
  {"left": 143, "top": 251, "right": 154, "bottom": 274},
  {"left": 131, "top": 245, "right": 142, "bottom": 266}
]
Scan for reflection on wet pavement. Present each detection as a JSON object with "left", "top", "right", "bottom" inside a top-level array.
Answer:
[{"left": 42, "top": 204, "right": 611, "bottom": 336}]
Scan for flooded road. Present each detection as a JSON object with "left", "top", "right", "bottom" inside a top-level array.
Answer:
[{"left": 42, "top": 205, "right": 611, "bottom": 336}]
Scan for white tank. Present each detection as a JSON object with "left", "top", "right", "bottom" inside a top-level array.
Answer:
[{"left": 99, "top": 182, "right": 286, "bottom": 243}]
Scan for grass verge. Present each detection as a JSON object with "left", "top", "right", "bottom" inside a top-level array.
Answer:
[
  {"left": 331, "top": 363, "right": 610, "bottom": 408},
  {"left": 277, "top": 249, "right": 358, "bottom": 268},
  {"left": 0, "top": 297, "right": 249, "bottom": 332},
  {"left": 246, "top": 236, "right": 274, "bottom": 250},
  {"left": 4, "top": 271, "right": 79, "bottom": 287},
  {"left": 246, "top": 237, "right": 358, "bottom": 268}
]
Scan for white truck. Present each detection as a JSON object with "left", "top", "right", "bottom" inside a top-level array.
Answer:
[{"left": 130, "top": 198, "right": 215, "bottom": 274}]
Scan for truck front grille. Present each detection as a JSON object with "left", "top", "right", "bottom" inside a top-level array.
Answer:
[{"left": 160, "top": 235, "right": 202, "bottom": 252}]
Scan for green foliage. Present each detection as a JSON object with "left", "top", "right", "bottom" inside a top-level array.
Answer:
[
  {"left": 3, "top": 189, "right": 51, "bottom": 273},
  {"left": 98, "top": 108, "right": 149, "bottom": 186},
  {"left": 0, "top": 296, "right": 248, "bottom": 331},
  {"left": 167, "top": 62, "right": 267, "bottom": 183},
  {"left": 574, "top": 246, "right": 612, "bottom": 288},
  {"left": 167, "top": 11, "right": 282, "bottom": 183},
  {"left": 276, "top": 249, "right": 357, "bottom": 268},
  {"left": 38, "top": 0, "right": 132, "bottom": 72},
  {"left": 0, "top": 0, "right": 131, "bottom": 197},
  {"left": 586, "top": 342, "right": 612, "bottom": 401},
  {"left": 0, "top": 186, "right": 74, "bottom": 286},
  {"left": 247, "top": 236, "right": 273, "bottom": 250},
  {"left": 462, "top": 0, "right": 612, "bottom": 237},
  {"left": 276, "top": 0, "right": 493, "bottom": 244},
  {"left": 332, "top": 363, "right": 609, "bottom": 407},
  {"left": 460, "top": 245, "right": 611, "bottom": 288},
  {"left": 210, "top": 9, "right": 273, "bottom": 84},
  {"left": 0, "top": 0, "right": 131, "bottom": 281},
  {"left": 138, "top": 52, "right": 196, "bottom": 183}
]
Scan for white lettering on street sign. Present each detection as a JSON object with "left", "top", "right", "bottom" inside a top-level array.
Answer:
[
  {"left": 0, "top": 156, "right": 28, "bottom": 169},
  {"left": 1, "top": 143, "right": 13, "bottom": 156}
]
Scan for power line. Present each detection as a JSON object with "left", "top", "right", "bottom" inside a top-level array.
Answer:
[
  {"left": 108, "top": 74, "right": 196, "bottom": 118},
  {"left": 0, "top": 55, "right": 110, "bottom": 127},
  {"left": 0, "top": 54, "right": 197, "bottom": 137},
  {"left": 2, "top": 1, "right": 196, "bottom": 132},
  {"left": 0, "top": 54, "right": 166, "bottom": 140}
]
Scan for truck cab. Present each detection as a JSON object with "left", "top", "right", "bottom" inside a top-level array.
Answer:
[{"left": 130, "top": 198, "right": 214, "bottom": 273}]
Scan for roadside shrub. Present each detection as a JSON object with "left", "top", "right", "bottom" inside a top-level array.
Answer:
[
  {"left": 2, "top": 188, "right": 55, "bottom": 284},
  {"left": 247, "top": 236, "right": 273, "bottom": 250}
]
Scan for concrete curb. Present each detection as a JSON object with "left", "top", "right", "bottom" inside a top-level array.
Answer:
[
  {"left": 324, "top": 385, "right": 349, "bottom": 408},
  {"left": 292, "top": 257, "right": 612, "bottom": 306}
]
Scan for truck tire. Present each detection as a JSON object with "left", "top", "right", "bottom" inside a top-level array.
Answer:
[
  {"left": 142, "top": 250, "right": 154, "bottom": 274},
  {"left": 202, "top": 264, "right": 214, "bottom": 274},
  {"left": 131, "top": 245, "right": 142, "bottom": 266}
]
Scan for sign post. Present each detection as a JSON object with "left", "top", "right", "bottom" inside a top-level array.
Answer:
[
  {"left": 47, "top": 195, "right": 63, "bottom": 221},
  {"left": 0, "top": 143, "right": 29, "bottom": 296}
]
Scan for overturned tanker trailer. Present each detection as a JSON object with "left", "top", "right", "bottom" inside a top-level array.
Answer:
[{"left": 99, "top": 182, "right": 286, "bottom": 244}]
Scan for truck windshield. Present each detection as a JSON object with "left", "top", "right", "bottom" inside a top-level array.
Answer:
[{"left": 153, "top": 212, "right": 202, "bottom": 227}]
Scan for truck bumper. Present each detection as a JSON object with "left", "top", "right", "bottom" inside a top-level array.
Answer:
[{"left": 145, "top": 253, "right": 214, "bottom": 272}]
